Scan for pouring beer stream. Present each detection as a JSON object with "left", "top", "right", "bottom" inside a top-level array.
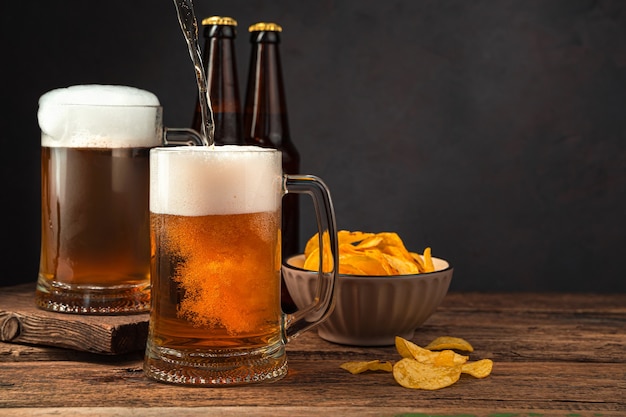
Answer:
[{"left": 173, "top": 0, "right": 215, "bottom": 146}]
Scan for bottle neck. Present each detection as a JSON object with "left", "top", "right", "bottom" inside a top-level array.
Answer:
[
  {"left": 205, "top": 24, "right": 236, "bottom": 39},
  {"left": 192, "top": 25, "right": 243, "bottom": 145},
  {"left": 205, "top": 36, "right": 241, "bottom": 114},
  {"left": 244, "top": 35, "right": 292, "bottom": 149}
]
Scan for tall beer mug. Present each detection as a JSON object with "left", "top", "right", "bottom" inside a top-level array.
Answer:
[
  {"left": 36, "top": 85, "right": 203, "bottom": 314},
  {"left": 145, "top": 146, "right": 338, "bottom": 386}
]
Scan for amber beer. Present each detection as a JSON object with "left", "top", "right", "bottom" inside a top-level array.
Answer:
[
  {"left": 39, "top": 147, "right": 152, "bottom": 285},
  {"left": 145, "top": 146, "right": 289, "bottom": 384},
  {"left": 149, "top": 210, "right": 281, "bottom": 349},
  {"left": 36, "top": 85, "right": 163, "bottom": 314}
]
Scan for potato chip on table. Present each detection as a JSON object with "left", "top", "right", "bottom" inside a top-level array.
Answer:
[
  {"left": 339, "top": 360, "right": 393, "bottom": 374},
  {"left": 424, "top": 336, "right": 474, "bottom": 352},
  {"left": 340, "top": 336, "right": 493, "bottom": 390},
  {"left": 461, "top": 359, "right": 494, "bottom": 378},
  {"left": 393, "top": 358, "right": 462, "bottom": 390},
  {"left": 395, "top": 336, "right": 469, "bottom": 366}
]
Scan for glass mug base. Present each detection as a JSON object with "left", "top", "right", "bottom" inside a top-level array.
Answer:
[
  {"left": 144, "top": 339, "right": 288, "bottom": 386},
  {"left": 35, "top": 277, "right": 150, "bottom": 315}
]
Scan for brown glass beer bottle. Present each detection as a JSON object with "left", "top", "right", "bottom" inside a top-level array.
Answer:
[
  {"left": 244, "top": 22, "right": 301, "bottom": 312},
  {"left": 192, "top": 16, "right": 244, "bottom": 145}
]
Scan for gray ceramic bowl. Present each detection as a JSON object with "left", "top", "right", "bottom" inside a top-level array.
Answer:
[{"left": 282, "top": 254, "right": 453, "bottom": 346}]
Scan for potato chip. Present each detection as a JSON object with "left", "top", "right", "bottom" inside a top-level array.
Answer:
[
  {"left": 382, "top": 253, "right": 420, "bottom": 275},
  {"left": 338, "top": 242, "right": 362, "bottom": 255},
  {"left": 304, "top": 231, "right": 335, "bottom": 259},
  {"left": 340, "top": 360, "right": 393, "bottom": 374},
  {"left": 377, "top": 232, "right": 411, "bottom": 254},
  {"left": 423, "top": 247, "right": 435, "bottom": 272},
  {"left": 302, "top": 231, "right": 334, "bottom": 273},
  {"left": 303, "top": 230, "right": 435, "bottom": 276},
  {"left": 424, "top": 336, "right": 474, "bottom": 353},
  {"left": 342, "top": 251, "right": 393, "bottom": 275},
  {"left": 303, "top": 247, "right": 320, "bottom": 271},
  {"left": 431, "top": 349, "right": 469, "bottom": 367},
  {"left": 303, "top": 233, "right": 318, "bottom": 259},
  {"left": 338, "top": 230, "right": 376, "bottom": 246},
  {"left": 340, "top": 336, "right": 491, "bottom": 390},
  {"left": 306, "top": 230, "right": 374, "bottom": 255},
  {"left": 304, "top": 230, "right": 434, "bottom": 276},
  {"left": 393, "top": 358, "right": 462, "bottom": 390},
  {"left": 409, "top": 252, "right": 426, "bottom": 271},
  {"left": 395, "top": 336, "right": 430, "bottom": 360},
  {"left": 461, "top": 359, "right": 493, "bottom": 378},
  {"left": 395, "top": 336, "right": 468, "bottom": 365},
  {"left": 354, "top": 236, "right": 383, "bottom": 250},
  {"left": 336, "top": 262, "right": 367, "bottom": 275}
]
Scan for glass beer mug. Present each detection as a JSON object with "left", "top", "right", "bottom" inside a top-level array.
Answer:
[
  {"left": 36, "top": 84, "right": 203, "bottom": 314},
  {"left": 144, "top": 145, "right": 338, "bottom": 385}
]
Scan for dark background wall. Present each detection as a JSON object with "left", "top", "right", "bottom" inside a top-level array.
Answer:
[{"left": 2, "top": 0, "right": 625, "bottom": 292}]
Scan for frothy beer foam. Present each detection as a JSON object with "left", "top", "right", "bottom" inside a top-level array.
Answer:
[
  {"left": 150, "top": 146, "right": 282, "bottom": 216},
  {"left": 38, "top": 85, "right": 161, "bottom": 148}
]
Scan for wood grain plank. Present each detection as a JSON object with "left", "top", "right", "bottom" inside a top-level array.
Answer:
[
  {"left": 0, "top": 341, "right": 144, "bottom": 363},
  {"left": 0, "top": 284, "right": 148, "bottom": 354},
  {"left": 2, "top": 291, "right": 623, "bottom": 363},
  {"left": 441, "top": 292, "right": 626, "bottom": 313},
  {"left": 1, "top": 408, "right": 624, "bottom": 417},
  {"left": 1, "top": 290, "right": 624, "bottom": 414},
  {"left": 0, "top": 359, "right": 624, "bottom": 412}
]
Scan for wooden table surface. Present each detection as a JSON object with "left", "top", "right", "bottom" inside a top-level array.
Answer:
[{"left": 1, "top": 290, "right": 624, "bottom": 417}]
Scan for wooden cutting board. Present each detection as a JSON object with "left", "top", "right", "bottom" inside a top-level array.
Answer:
[{"left": 0, "top": 283, "right": 149, "bottom": 355}]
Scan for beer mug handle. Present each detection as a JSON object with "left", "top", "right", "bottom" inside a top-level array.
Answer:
[
  {"left": 282, "top": 175, "right": 339, "bottom": 341},
  {"left": 163, "top": 127, "right": 206, "bottom": 146}
]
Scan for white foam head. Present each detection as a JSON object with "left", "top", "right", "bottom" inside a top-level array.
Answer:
[
  {"left": 150, "top": 146, "right": 282, "bottom": 216},
  {"left": 38, "top": 85, "right": 162, "bottom": 148}
]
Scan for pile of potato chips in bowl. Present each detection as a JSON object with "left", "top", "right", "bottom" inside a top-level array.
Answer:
[{"left": 282, "top": 231, "right": 453, "bottom": 346}]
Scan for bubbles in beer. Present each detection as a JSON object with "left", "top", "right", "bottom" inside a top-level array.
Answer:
[
  {"left": 162, "top": 211, "right": 280, "bottom": 335},
  {"left": 37, "top": 85, "right": 161, "bottom": 148}
]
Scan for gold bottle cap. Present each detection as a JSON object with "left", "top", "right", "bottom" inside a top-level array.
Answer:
[
  {"left": 248, "top": 22, "right": 282, "bottom": 32},
  {"left": 202, "top": 16, "right": 237, "bottom": 26}
]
